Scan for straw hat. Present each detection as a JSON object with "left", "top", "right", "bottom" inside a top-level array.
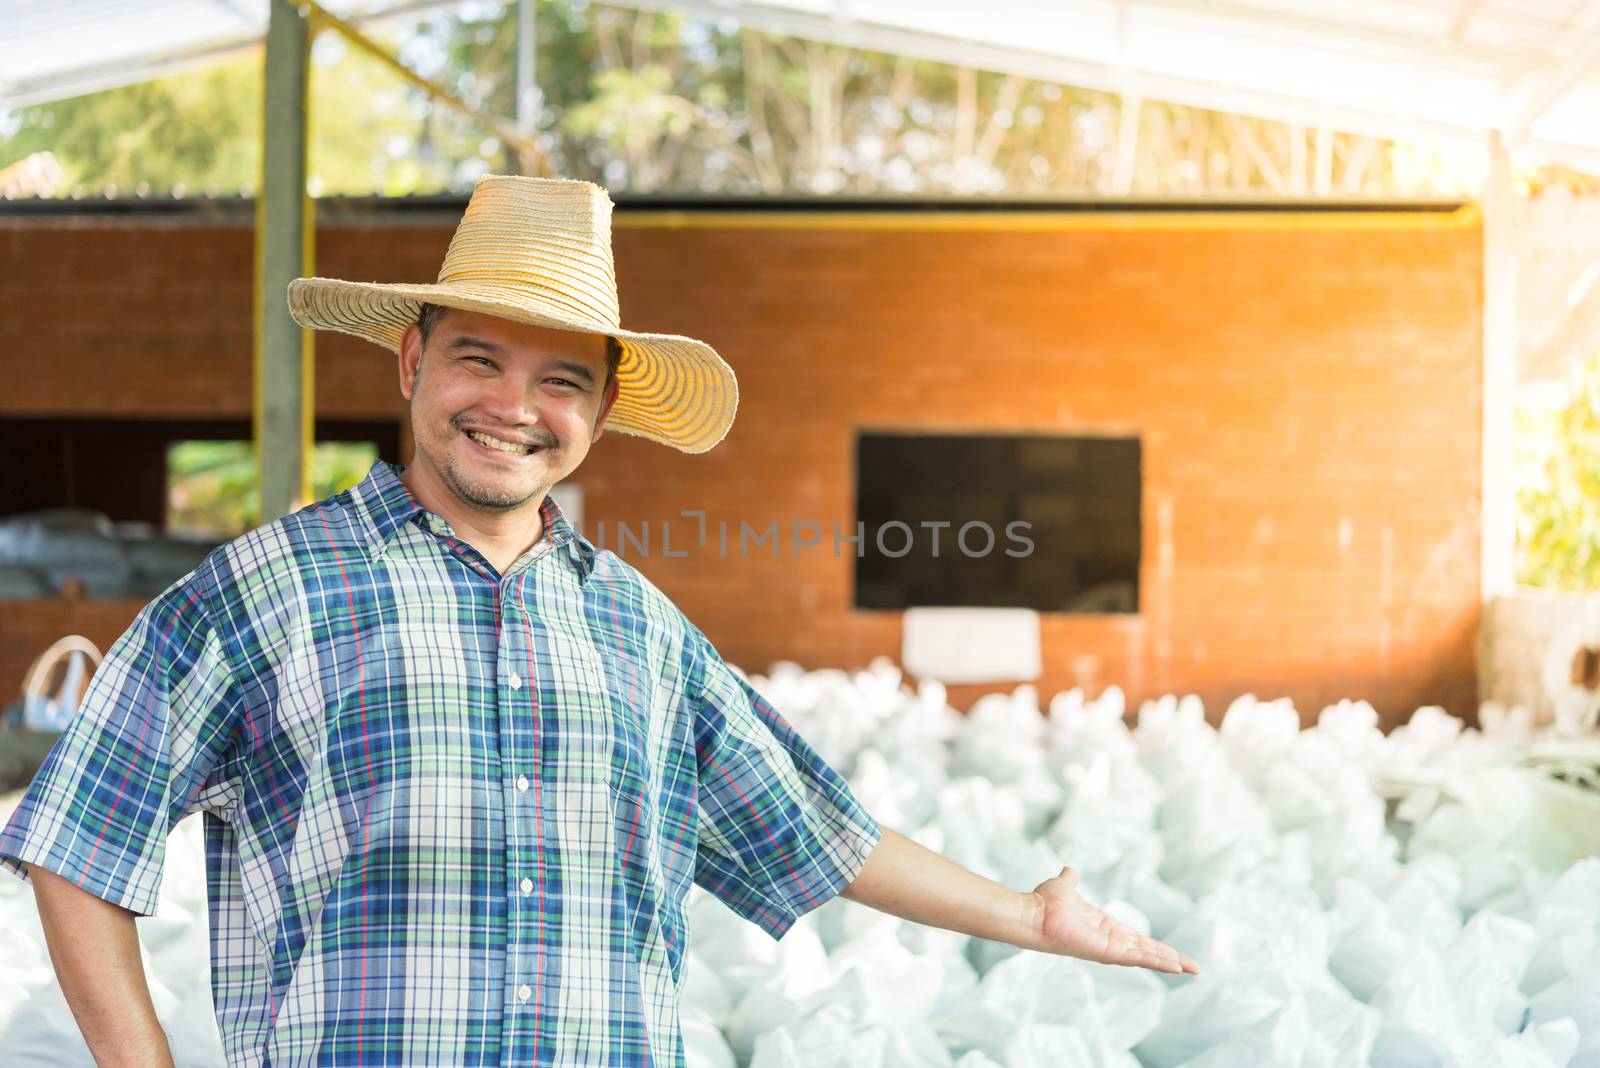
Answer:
[{"left": 287, "top": 174, "right": 737, "bottom": 454}]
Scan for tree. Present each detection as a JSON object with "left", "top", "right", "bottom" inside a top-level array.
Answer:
[
  {"left": 1516, "top": 352, "right": 1600, "bottom": 591},
  {"left": 0, "top": 56, "right": 262, "bottom": 195}
]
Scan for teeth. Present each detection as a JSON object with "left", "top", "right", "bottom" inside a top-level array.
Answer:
[{"left": 467, "top": 430, "right": 533, "bottom": 455}]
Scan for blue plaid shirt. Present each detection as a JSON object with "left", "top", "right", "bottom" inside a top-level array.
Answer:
[{"left": 0, "top": 460, "right": 881, "bottom": 1066}]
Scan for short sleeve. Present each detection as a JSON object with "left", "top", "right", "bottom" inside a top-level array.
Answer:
[
  {"left": 0, "top": 572, "right": 246, "bottom": 916},
  {"left": 686, "top": 627, "right": 882, "bottom": 940}
]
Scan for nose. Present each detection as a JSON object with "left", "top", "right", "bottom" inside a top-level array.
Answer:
[{"left": 474, "top": 370, "right": 544, "bottom": 432}]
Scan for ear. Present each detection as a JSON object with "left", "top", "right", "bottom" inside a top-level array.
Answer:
[
  {"left": 399, "top": 324, "right": 423, "bottom": 400},
  {"left": 591, "top": 374, "right": 621, "bottom": 442}
]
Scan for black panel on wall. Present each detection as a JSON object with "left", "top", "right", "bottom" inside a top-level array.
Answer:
[{"left": 854, "top": 431, "right": 1141, "bottom": 613}]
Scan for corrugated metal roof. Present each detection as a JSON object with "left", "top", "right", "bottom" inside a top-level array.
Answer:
[
  {"left": 2, "top": 1, "right": 258, "bottom": 90},
  {"left": 2, "top": 0, "right": 1598, "bottom": 168},
  {"left": 644, "top": 0, "right": 1600, "bottom": 169},
  {"left": 0, "top": 0, "right": 448, "bottom": 107}
]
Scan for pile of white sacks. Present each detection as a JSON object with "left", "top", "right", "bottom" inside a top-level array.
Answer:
[{"left": 2, "top": 658, "right": 1596, "bottom": 1067}]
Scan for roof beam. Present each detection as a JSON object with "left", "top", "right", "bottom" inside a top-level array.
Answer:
[
  {"left": 302, "top": 1, "right": 552, "bottom": 175},
  {"left": 1126, "top": 0, "right": 1535, "bottom": 69},
  {"left": 0, "top": 0, "right": 472, "bottom": 110},
  {"left": 1447, "top": 0, "right": 1482, "bottom": 45},
  {"left": 0, "top": 35, "right": 261, "bottom": 109},
  {"left": 206, "top": 0, "right": 260, "bottom": 28},
  {"left": 1502, "top": 18, "right": 1600, "bottom": 145}
]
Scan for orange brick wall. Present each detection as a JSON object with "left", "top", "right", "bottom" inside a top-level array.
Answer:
[{"left": 0, "top": 207, "right": 1483, "bottom": 727}]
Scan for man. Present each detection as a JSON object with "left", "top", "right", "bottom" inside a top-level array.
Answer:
[{"left": 0, "top": 175, "right": 1195, "bottom": 1068}]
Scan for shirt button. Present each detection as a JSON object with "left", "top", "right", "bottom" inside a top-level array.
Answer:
[
  {"left": 516, "top": 774, "right": 530, "bottom": 792},
  {"left": 520, "top": 877, "right": 534, "bottom": 894},
  {"left": 508, "top": 672, "right": 522, "bottom": 690},
  {"left": 517, "top": 984, "right": 532, "bottom": 1003}
]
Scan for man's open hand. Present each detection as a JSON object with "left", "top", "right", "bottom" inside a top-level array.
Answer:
[
  {"left": 838, "top": 827, "right": 1202, "bottom": 973},
  {"left": 1028, "top": 865, "right": 1200, "bottom": 975}
]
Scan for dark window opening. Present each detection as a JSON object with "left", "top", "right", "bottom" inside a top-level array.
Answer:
[{"left": 0, "top": 417, "right": 400, "bottom": 599}]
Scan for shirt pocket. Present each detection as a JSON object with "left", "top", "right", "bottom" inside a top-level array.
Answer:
[{"left": 597, "top": 643, "right": 658, "bottom": 799}]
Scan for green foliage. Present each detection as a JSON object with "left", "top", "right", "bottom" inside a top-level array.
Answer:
[
  {"left": 1516, "top": 353, "right": 1600, "bottom": 591},
  {"left": 167, "top": 440, "right": 377, "bottom": 538},
  {"left": 0, "top": 55, "right": 262, "bottom": 195},
  {"left": 564, "top": 65, "right": 691, "bottom": 141}
]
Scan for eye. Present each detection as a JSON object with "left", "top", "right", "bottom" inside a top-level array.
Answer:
[
  {"left": 465, "top": 356, "right": 494, "bottom": 367},
  {"left": 547, "top": 378, "right": 580, "bottom": 388}
]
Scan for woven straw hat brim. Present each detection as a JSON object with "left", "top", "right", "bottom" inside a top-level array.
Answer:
[{"left": 288, "top": 276, "right": 738, "bottom": 455}]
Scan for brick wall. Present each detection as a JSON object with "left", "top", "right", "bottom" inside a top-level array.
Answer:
[{"left": 0, "top": 205, "right": 1483, "bottom": 727}]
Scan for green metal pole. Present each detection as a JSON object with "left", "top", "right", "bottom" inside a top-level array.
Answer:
[{"left": 255, "top": 0, "right": 313, "bottom": 525}]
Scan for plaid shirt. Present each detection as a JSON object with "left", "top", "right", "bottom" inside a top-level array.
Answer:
[{"left": 0, "top": 460, "right": 881, "bottom": 1067}]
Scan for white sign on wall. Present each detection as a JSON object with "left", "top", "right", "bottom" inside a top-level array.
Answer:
[{"left": 901, "top": 606, "right": 1042, "bottom": 684}]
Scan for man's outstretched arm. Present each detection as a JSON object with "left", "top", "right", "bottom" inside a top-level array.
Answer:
[
  {"left": 838, "top": 826, "right": 1200, "bottom": 975},
  {"left": 30, "top": 865, "right": 177, "bottom": 1068}
]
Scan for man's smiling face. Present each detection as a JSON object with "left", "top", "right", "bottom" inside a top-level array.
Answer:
[{"left": 398, "top": 307, "right": 620, "bottom": 514}]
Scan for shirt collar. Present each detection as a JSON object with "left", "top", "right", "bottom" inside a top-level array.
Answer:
[{"left": 348, "top": 460, "right": 599, "bottom": 582}]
